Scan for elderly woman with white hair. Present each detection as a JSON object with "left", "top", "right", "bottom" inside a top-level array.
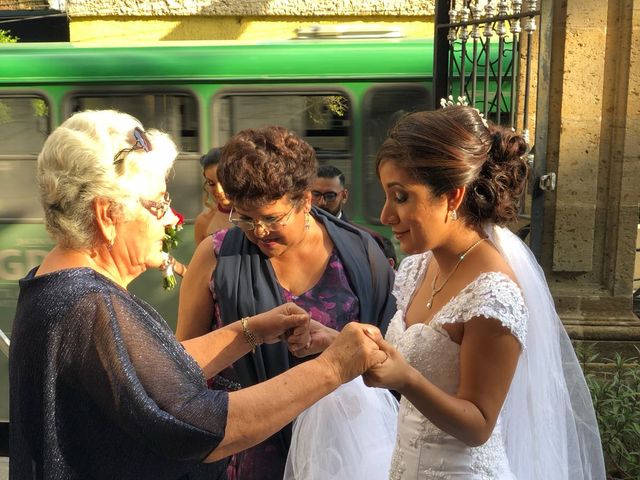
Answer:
[{"left": 8, "top": 110, "right": 387, "bottom": 480}]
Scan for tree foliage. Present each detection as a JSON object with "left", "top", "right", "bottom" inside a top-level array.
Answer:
[{"left": 0, "top": 29, "right": 18, "bottom": 43}]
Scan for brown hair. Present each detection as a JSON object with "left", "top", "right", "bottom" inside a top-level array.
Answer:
[
  {"left": 218, "top": 126, "right": 317, "bottom": 207},
  {"left": 376, "top": 106, "right": 529, "bottom": 227}
]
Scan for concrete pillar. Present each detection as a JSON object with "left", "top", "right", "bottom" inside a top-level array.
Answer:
[
  {"left": 552, "top": 0, "right": 607, "bottom": 272},
  {"left": 544, "top": 0, "right": 640, "bottom": 356}
]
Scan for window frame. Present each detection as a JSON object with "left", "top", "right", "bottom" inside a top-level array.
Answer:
[
  {"left": 0, "top": 91, "right": 53, "bottom": 223},
  {"left": 211, "top": 86, "right": 356, "bottom": 214},
  {"left": 63, "top": 87, "right": 202, "bottom": 154},
  {"left": 361, "top": 83, "right": 432, "bottom": 224}
]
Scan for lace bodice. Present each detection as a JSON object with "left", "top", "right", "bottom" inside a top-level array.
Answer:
[{"left": 385, "top": 252, "right": 528, "bottom": 479}]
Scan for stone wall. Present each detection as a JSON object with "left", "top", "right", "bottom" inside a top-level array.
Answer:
[
  {"left": 64, "top": 0, "right": 434, "bottom": 41},
  {"left": 0, "top": 0, "right": 49, "bottom": 9},
  {"left": 544, "top": 0, "right": 640, "bottom": 356},
  {"left": 65, "top": 0, "right": 434, "bottom": 17}
]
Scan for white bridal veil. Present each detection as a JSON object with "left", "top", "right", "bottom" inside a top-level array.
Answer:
[
  {"left": 487, "top": 224, "right": 605, "bottom": 480},
  {"left": 283, "top": 376, "right": 398, "bottom": 480}
]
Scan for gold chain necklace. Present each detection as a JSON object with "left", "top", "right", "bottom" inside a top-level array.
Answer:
[{"left": 426, "top": 237, "right": 486, "bottom": 309}]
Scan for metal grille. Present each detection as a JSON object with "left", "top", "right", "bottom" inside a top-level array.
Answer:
[
  {"left": 435, "top": 0, "right": 541, "bottom": 144},
  {"left": 435, "top": 0, "right": 552, "bottom": 256}
]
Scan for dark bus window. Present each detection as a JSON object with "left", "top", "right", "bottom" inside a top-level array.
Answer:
[
  {"left": 214, "top": 93, "right": 352, "bottom": 212},
  {"left": 69, "top": 93, "right": 199, "bottom": 153},
  {"left": 0, "top": 96, "right": 49, "bottom": 155},
  {"left": 0, "top": 95, "right": 50, "bottom": 220},
  {"left": 362, "top": 86, "right": 431, "bottom": 224}
]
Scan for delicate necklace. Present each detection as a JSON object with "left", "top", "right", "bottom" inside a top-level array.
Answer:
[{"left": 426, "top": 237, "right": 486, "bottom": 309}]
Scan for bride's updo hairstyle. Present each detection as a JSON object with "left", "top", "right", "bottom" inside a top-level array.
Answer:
[{"left": 376, "top": 105, "right": 529, "bottom": 228}]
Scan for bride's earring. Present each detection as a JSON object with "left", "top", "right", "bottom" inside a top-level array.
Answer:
[
  {"left": 304, "top": 212, "right": 311, "bottom": 230},
  {"left": 449, "top": 209, "right": 458, "bottom": 221}
]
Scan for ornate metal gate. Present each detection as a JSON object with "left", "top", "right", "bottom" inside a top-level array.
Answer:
[{"left": 434, "top": 0, "right": 554, "bottom": 258}]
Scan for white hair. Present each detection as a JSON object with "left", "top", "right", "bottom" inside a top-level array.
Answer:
[{"left": 37, "top": 109, "right": 178, "bottom": 249}]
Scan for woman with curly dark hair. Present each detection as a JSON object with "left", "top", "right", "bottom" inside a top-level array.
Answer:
[{"left": 176, "top": 126, "right": 396, "bottom": 480}]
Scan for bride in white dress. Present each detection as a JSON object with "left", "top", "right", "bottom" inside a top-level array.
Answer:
[
  {"left": 362, "top": 105, "right": 605, "bottom": 479},
  {"left": 285, "top": 105, "right": 605, "bottom": 480}
]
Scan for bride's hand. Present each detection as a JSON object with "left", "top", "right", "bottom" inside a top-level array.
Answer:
[
  {"left": 289, "top": 319, "right": 338, "bottom": 357},
  {"left": 362, "top": 335, "right": 411, "bottom": 392}
]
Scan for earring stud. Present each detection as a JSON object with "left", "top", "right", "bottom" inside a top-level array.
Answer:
[{"left": 449, "top": 209, "right": 458, "bottom": 221}]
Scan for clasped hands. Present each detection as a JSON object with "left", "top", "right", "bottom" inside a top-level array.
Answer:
[{"left": 252, "top": 303, "right": 405, "bottom": 387}]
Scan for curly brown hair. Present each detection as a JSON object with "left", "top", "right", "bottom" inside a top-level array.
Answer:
[
  {"left": 376, "top": 106, "right": 529, "bottom": 228},
  {"left": 218, "top": 126, "right": 317, "bottom": 207}
]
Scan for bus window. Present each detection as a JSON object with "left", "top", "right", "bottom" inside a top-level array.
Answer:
[
  {"left": 0, "top": 96, "right": 53, "bottom": 421},
  {"left": 68, "top": 93, "right": 199, "bottom": 153},
  {"left": 362, "top": 86, "right": 431, "bottom": 224},
  {"left": 0, "top": 95, "right": 50, "bottom": 221},
  {"left": 214, "top": 93, "right": 352, "bottom": 209},
  {"left": 0, "top": 96, "right": 49, "bottom": 155}
]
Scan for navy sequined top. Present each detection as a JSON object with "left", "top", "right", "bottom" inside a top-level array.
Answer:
[{"left": 10, "top": 267, "right": 229, "bottom": 480}]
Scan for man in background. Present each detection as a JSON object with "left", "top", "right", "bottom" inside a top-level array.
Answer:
[{"left": 312, "top": 165, "right": 397, "bottom": 268}]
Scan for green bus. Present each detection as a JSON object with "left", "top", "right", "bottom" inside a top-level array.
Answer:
[{"left": 0, "top": 38, "right": 440, "bottom": 425}]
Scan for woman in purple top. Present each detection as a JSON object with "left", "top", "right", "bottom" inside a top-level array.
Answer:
[{"left": 177, "top": 126, "right": 396, "bottom": 480}]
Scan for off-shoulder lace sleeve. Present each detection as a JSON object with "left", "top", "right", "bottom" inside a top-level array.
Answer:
[{"left": 434, "top": 272, "right": 528, "bottom": 348}]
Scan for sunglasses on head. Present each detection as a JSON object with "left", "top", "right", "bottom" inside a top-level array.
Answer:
[{"left": 113, "top": 127, "right": 152, "bottom": 165}]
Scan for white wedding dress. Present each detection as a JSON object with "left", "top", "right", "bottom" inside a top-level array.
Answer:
[
  {"left": 385, "top": 252, "right": 526, "bottom": 479},
  {"left": 285, "top": 226, "right": 605, "bottom": 480}
]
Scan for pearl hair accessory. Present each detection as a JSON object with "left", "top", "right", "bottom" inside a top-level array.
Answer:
[{"left": 439, "top": 95, "right": 489, "bottom": 129}]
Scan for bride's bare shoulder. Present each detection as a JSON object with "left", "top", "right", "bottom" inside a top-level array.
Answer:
[{"left": 464, "top": 241, "right": 519, "bottom": 288}]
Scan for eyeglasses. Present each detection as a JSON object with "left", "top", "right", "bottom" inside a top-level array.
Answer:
[
  {"left": 113, "top": 127, "right": 152, "bottom": 165},
  {"left": 228, "top": 204, "right": 297, "bottom": 233},
  {"left": 311, "top": 190, "right": 341, "bottom": 203},
  {"left": 140, "top": 192, "right": 171, "bottom": 220}
]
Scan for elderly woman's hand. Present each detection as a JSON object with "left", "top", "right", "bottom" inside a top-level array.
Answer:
[
  {"left": 248, "top": 303, "right": 311, "bottom": 350},
  {"left": 316, "top": 322, "right": 388, "bottom": 385}
]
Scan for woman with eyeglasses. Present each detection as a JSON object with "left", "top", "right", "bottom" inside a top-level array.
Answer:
[
  {"left": 176, "top": 125, "right": 397, "bottom": 480},
  {"left": 9, "top": 110, "right": 389, "bottom": 480},
  {"left": 194, "top": 147, "right": 233, "bottom": 245}
]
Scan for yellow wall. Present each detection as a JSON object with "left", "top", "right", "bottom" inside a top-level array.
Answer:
[{"left": 69, "top": 16, "right": 433, "bottom": 42}]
